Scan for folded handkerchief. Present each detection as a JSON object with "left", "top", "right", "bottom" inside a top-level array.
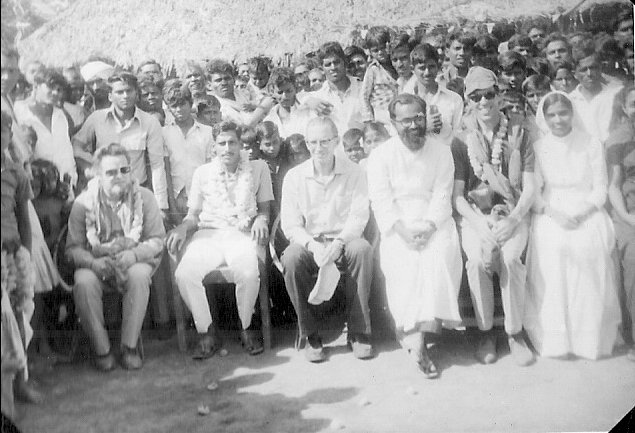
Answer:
[{"left": 308, "top": 262, "right": 340, "bottom": 305}]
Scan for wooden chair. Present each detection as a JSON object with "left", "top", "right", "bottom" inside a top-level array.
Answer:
[{"left": 169, "top": 237, "right": 272, "bottom": 353}]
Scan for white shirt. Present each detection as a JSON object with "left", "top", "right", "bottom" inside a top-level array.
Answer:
[
  {"left": 401, "top": 79, "right": 464, "bottom": 146},
  {"left": 162, "top": 121, "right": 214, "bottom": 197},
  {"left": 264, "top": 101, "right": 312, "bottom": 139},
  {"left": 303, "top": 77, "right": 364, "bottom": 136},
  {"left": 366, "top": 135, "right": 454, "bottom": 233},
  {"left": 568, "top": 83, "right": 622, "bottom": 144},
  {"left": 14, "top": 100, "right": 77, "bottom": 185}
]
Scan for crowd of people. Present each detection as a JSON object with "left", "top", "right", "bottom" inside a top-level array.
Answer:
[{"left": 1, "top": 4, "right": 634, "bottom": 425}]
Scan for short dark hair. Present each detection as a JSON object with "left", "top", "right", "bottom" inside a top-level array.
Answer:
[
  {"left": 388, "top": 94, "right": 427, "bottom": 120},
  {"left": 194, "top": 94, "right": 220, "bottom": 113},
  {"left": 107, "top": 70, "right": 138, "bottom": 91},
  {"left": 548, "top": 60, "right": 575, "bottom": 79},
  {"left": 342, "top": 128, "right": 363, "bottom": 145},
  {"left": 318, "top": 41, "right": 347, "bottom": 64},
  {"left": 498, "top": 50, "right": 526, "bottom": 72},
  {"left": 410, "top": 43, "right": 440, "bottom": 65},
  {"left": 445, "top": 32, "right": 476, "bottom": 50},
  {"left": 344, "top": 45, "right": 366, "bottom": 61},
  {"left": 32, "top": 68, "right": 67, "bottom": 89},
  {"left": 247, "top": 56, "right": 270, "bottom": 76},
  {"left": 474, "top": 34, "right": 499, "bottom": 55},
  {"left": 522, "top": 74, "right": 551, "bottom": 94},
  {"left": 136, "top": 59, "right": 162, "bottom": 74},
  {"left": 138, "top": 75, "right": 164, "bottom": 92},
  {"left": 255, "top": 121, "right": 280, "bottom": 141},
  {"left": 267, "top": 67, "right": 295, "bottom": 90},
  {"left": 212, "top": 120, "right": 241, "bottom": 141},
  {"left": 507, "top": 34, "right": 533, "bottom": 51},
  {"left": 364, "top": 26, "right": 391, "bottom": 49},
  {"left": 163, "top": 79, "right": 192, "bottom": 106},
  {"left": 362, "top": 122, "right": 389, "bottom": 140},
  {"left": 206, "top": 59, "right": 235, "bottom": 77},
  {"left": 544, "top": 33, "right": 571, "bottom": 52},
  {"left": 93, "top": 142, "right": 131, "bottom": 169}
]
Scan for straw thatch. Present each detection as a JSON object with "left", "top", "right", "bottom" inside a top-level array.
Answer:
[{"left": 16, "top": 0, "right": 630, "bottom": 72}]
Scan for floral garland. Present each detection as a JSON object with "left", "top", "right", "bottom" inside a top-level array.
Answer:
[
  {"left": 77, "top": 178, "right": 144, "bottom": 250},
  {"left": 199, "top": 150, "right": 257, "bottom": 231},
  {"left": 466, "top": 114, "right": 508, "bottom": 181}
]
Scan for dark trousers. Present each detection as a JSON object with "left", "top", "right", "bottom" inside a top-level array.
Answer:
[{"left": 281, "top": 238, "right": 373, "bottom": 338}]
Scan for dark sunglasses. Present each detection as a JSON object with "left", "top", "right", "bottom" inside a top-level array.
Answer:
[
  {"left": 468, "top": 90, "right": 497, "bottom": 103},
  {"left": 104, "top": 166, "right": 131, "bottom": 177}
]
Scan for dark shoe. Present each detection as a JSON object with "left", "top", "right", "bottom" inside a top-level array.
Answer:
[
  {"left": 347, "top": 333, "right": 374, "bottom": 360},
  {"left": 415, "top": 345, "right": 439, "bottom": 379},
  {"left": 475, "top": 332, "right": 497, "bottom": 364},
  {"left": 192, "top": 334, "right": 220, "bottom": 360},
  {"left": 94, "top": 352, "right": 116, "bottom": 372},
  {"left": 508, "top": 333, "right": 535, "bottom": 366},
  {"left": 305, "top": 334, "right": 326, "bottom": 363},
  {"left": 121, "top": 346, "right": 143, "bottom": 370},
  {"left": 240, "top": 330, "right": 264, "bottom": 356}
]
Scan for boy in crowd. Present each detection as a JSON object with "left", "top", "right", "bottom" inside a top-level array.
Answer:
[
  {"left": 498, "top": 51, "right": 527, "bottom": 93},
  {"left": 342, "top": 127, "right": 365, "bottom": 164},
  {"left": 194, "top": 94, "right": 222, "bottom": 128}
]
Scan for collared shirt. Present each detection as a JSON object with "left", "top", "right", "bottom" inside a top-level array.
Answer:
[
  {"left": 14, "top": 101, "right": 77, "bottom": 185},
  {"left": 162, "top": 121, "right": 214, "bottom": 197},
  {"left": 72, "top": 105, "right": 168, "bottom": 208},
  {"left": 186, "top": 158, "right": 274, "bottom": 229},
  {"left": 568, "top": 83, "right": 622, "bottom": 143},
  {"left": 401, "top": 80, "right": 464, "bottom": 145},
  {"left": 367, "top": 136, "right": 454, "bottom": 233},
  {"left": 360, "top": 60, "right": 399, "bottom": 123},
  {"left": 264, "top": 101, "right": 312, "bottom": 139},
  {"left": 281, "top": 155, "right": 369, "bottom": 247},
  {"left": 305, "top": 76, "right": 364, "bottom": 136}
]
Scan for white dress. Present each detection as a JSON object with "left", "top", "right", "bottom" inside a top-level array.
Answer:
[
  {"left": 367, "top": 136, "right": 462, "bottom": 333},
  {"left": 524, "top": 128, "right": 620, "bottom": 359}
]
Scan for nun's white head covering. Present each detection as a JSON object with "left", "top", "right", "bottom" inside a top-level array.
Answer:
[{"left": 535, "top": 90, "right": 588, "bottom": 136}]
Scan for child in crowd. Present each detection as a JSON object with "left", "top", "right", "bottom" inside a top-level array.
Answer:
[
  {"left": 256, "top": 121, "right": 286, "bottom": 205},
  {"left": 308, "top": 68, "right": 326, "bottom": 91},
  {"left": 549, "top": 61, "right": 578, "bottom": 93},
  {"left": 194, "top": 94, "right": 222, "bottom": 128},
  {"left": 1, "top": 111, "right": 42, "bottom": 420},
  {"left": 390, "top": 34, "right": 416, "bottom": 93},
  {"left": 361, "top": 26, "right": 399, "bottom": 127},
  {"left": 342, "top": 128, "right": 365, "bottom": 164},
  {"left": 522, "top": 74, "right": 551, "bottom": 114},
  {"left": 240, "top": 127, "right": 261, "bottom": 160},
  {"left": 248, "top": 56, "right": 271, "bottom": 101},
  {"left": 285, "top": 133, "right": 310, "bottom": 167},
  {"left": 362, "top": 122, "right": 390, "bottom": 156},
  {"left": 345, "top": 45, "right": 368, "bottom": 81},
  {"left": 498, "top": 51, "right": 527, "bottom": 93}
]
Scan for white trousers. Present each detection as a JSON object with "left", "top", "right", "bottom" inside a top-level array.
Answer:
[
  {"left": 174, "top": 229, "right": 259, "bottom": 333},
  {"left": 460, "top": 217, "right": 529, "bottom": 335}
]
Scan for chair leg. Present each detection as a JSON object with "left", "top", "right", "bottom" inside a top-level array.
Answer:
[
  {"left": 259, "top": 273, "right": 272, "bottom": 351},
  {"left": 169, "top": 255, "right": 188, "bottom": 352}
]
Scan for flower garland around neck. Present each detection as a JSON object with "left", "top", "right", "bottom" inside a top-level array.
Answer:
[
  {"left": 79, "top": 178, "right": 144, "bottom": 249},
  {"left": 467, "top": 114, "right": 508, "bottom": 182},
  {"left": 200, "top": 150, "right": 256, "bottom": 231}
]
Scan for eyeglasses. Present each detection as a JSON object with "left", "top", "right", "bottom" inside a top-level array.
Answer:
[
  {"left": 306, "top": 137, "right": 338, "bottom": 148},
  {"left": 104, "top": 166, "right": 131, "bottom": 177},
  {"left": 395, "top": 113, "right": 426, "bottom": 128},
  {"left": 468, "top": 91, "right": 497, "bottom": 103}
]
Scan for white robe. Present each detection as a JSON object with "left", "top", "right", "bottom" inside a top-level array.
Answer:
[{"left": 367, "top": 135, "right": 462, "bottom": 332}]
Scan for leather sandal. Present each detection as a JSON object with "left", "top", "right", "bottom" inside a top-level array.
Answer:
[
  {"left": 240, "top": 330, "right": 263, "bottom": 356},
  {"left": 192, "top": 335, "right": 220, "bottom": 360}
]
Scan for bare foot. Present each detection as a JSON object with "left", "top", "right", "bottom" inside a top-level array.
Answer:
[{"left": 14, "top": 379, "right": 44, "bottom": 404}]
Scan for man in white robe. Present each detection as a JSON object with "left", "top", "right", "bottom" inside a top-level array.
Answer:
[{"left": 367, "top": 94, "right": 462, "bottom": 378}]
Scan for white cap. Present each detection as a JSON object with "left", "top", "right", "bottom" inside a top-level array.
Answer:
[{"left": 80, "top": 61, "right": 114, "bottom": 82}]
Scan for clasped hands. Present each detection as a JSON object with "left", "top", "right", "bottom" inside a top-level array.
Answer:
[
  {"left": 394, "top": 220, "right": 437, "bottom": 250},
  {"left": 307, "top": 239, "right": 344, "bottom": 267}
]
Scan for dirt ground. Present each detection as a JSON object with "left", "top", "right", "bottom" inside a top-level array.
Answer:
[{"left": 13, "top": 323, "right": 635, "bottom": 433}]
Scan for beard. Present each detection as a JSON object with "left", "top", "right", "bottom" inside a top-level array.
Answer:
[{"left": 399, "top": 126, "right": 427, "bottom": 151}]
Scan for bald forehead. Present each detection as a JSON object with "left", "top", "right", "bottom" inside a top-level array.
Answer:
[{"left": 305, "top": 117, "right": 338, "bottom": 139}]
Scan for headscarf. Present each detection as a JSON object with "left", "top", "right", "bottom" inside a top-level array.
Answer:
[{"left": 535, "top": 90, "right": 588, "bottom": 137}]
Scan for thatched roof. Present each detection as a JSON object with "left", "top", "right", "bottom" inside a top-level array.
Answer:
[{"left": 17, "top": 0, "right": 631, "bottom": 71}]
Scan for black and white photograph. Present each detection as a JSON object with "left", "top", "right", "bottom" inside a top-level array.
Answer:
[{"left": 1, "top": 0, "right": 634, "bottom": 432}]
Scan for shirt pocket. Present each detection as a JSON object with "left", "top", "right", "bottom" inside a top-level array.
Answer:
[{"left": 120, "top": 130, "right": 147, "bottom": 152}]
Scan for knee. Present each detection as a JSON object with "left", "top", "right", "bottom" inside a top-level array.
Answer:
[
  {"left": 126, "top": 264, "right": 152, "bottom": 291},
  {"left": 281, "top": 243, "right": 311, "bottom": 270},
  {"left": 73, "top": 268, "right": 100, "bottom": 297},
  {"left": 345, "top": 238, "right": 372, "bottom": 259}
]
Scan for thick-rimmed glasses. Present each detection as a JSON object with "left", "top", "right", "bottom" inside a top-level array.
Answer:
[
  {"left": 395, "top": 113, "right": 426, "bottom": 128},
  {"left": 104, "top": 166, "right": 131, "bottom": 177}
]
